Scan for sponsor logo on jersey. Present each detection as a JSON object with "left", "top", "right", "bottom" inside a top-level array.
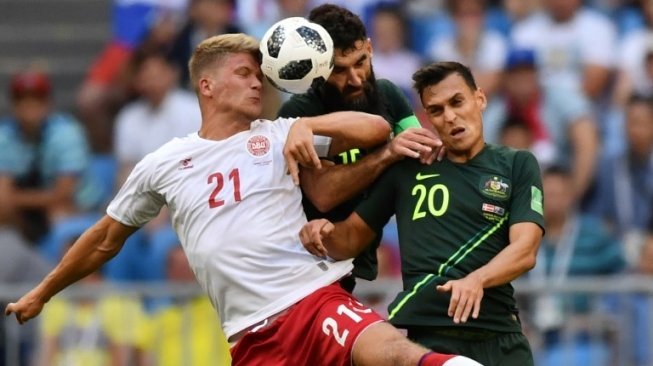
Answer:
[
  {"left": 479, "top": 175, "right": 510, "bottom": 200},
  {"left": 415, "top": 172, "right": 440, "bottom": 180},
  {"left": 482, "top": 203, "right": 505, "bottom": 216},
  {"left": 246, "top": 135, "right": 271, "bottom": 157},
  {"left": 178, "top": 157, "right": 193, "bottom": 170}
]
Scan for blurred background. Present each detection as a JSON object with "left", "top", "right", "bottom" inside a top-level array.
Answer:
[{"left": 0, "top": 0, "right": 652, "bottom": 365}]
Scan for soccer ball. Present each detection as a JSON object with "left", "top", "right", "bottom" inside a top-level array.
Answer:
[{"left": 260, "top": 17, "right": 334, "bottom": 94}]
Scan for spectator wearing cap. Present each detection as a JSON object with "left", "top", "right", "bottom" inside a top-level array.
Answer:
[
  {"left": 484, "top": 48, "right": 600, "bottom": 205},
  {"left": 0, "top": 70, "right": 102, "bottom": 244}
]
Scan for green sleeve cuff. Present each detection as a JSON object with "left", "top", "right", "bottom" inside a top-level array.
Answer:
[{"left": 394, "top": 115, "right": 420, "bottom": 135}]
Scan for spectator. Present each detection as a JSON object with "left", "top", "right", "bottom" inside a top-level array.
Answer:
[
  {"left": 511, "top": 0, "right": 616, "bottom": 101},
  {"left": 114, "top": 49, "right": 201, "bottom": 186},
  {"left": 0, "top": 228, "right": 51, "bottom": 366},
  {"left": 76, "top": 0, "right": 187, "bottom": 153},
  {"left": 484, "top": 49, "right": 599, "bottom": 203},
  {"left": 369, "top": 3, "right": 423, "bottom": 107},
  {"left": 236, "top": 0, "right": 310, "bottom": 40},
  {"left": 143, "top": 244, "right": 231, "bottom": 366},
  {"left": 38, "top": 239, "right": 148, "bottom": 366},
  {"left": 168, "top": 0, "right": 241, "bottom": 89},
  {"left": 0, "top": 70, "right": 102, "bottom": 244},
  {"left": 426, "top": 0, "right": 508, "bottom": 99},
  {"left": 613, "top": 0, "right": 653, "bottom": 107},
  {"left": 590, "top": 94, "right": 653, "bottom": 267},
  {"left": 531, "top": 166, "right": 624, "bottom": 366}
]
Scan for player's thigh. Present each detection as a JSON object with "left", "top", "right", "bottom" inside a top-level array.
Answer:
[{"left": 352, "top": 321, "right": 426, "bottom": 366}]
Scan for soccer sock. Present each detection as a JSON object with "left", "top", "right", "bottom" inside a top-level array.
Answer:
[{"left": 418, "top": 352, "right": 456, "bottom": 366}]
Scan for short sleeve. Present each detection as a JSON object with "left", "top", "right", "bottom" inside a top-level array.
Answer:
[
  {"left": 114, "top": 106, "right": 142, "bottom": 163},
  {"left": 106, "top": 153, "right": 165, "bottom": 227},
  {"left": 272, "top": 117, "right": 332, "bottom": 158},
  {"left": 0, "top": 123, "right": 20, "bottom": 175},
  {"left": 49, "top": 116, "right": 90, "bottom": 174},
  {"left": 354, "top": 166, "right": 398, "bottom": 234},
  {"left": 509, "top": 150, "right": 545, "bottom": 231},
  {"left": 580, "top": 14, "right": 616, "bottom": 68}
]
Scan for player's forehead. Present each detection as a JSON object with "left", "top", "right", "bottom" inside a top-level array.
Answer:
[
  {"left": 422, "top": 74, "right": 473, "bottom": 105},
  {"left": 333, "top": 39, "right": 370, "bottom": 67}
]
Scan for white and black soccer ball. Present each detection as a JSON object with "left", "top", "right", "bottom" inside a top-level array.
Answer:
[{"left": 260, "top": 17, "right": 334, "bottom": 94}]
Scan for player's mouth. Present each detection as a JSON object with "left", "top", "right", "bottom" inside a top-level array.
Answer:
[{"left": 450, "top": 126, "right": 466, "bottom": 138}]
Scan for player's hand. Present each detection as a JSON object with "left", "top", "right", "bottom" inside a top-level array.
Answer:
[
  {"left": 436, "top": 273, "right": 484, "bottom": 324},
  {"left": 5, "top": 290, "right": 46, "bottom": 325},
  {"left": 387, "top": 128, "right": 442, "bottom": 163},
  {"left": 284, "top": 120, "right": 322, "bottom": 186},
  {"left": 299, "top": 219, "right": 334, "bottom": 258}
]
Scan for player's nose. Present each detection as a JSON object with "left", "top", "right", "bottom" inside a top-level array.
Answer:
[{"left": 346, "top": 68, "right": 362, "bottom": 87}]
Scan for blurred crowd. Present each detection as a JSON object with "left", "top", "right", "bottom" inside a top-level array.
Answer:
[{"left": 1, "top": 0, "right": 653, "bottom": 365}]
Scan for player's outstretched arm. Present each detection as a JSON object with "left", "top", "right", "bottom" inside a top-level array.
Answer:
[
  {"left": 4, "top": 215, "right": 138, "bottom": 324},
  {"left": 302, "top": 127, "right": 441, "bottom": 212},
  {"left": 284, "top": 111, "right": 392, "bottom": 185},
  {"left": 300, "top": 213, "right": 376, "bottom": 260},
  {"left": 436, "top": 222, "right": 542, "bottom": 324}
]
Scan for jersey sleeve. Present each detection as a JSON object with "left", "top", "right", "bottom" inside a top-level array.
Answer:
[
  {"left": 382, "top": 80, "right": 420, "bottom": 135},
  {"left": 354, "top": 166, "right": 398, "bottom": 235},
  {"left": 272, "top": 117, "right": 332, "bottom": 158},
  {"left": 509, "top": 150, "right": 545, "bottom": 231},
  {"left": 106, "top": 153, "right": 165, "bottom": 227}
]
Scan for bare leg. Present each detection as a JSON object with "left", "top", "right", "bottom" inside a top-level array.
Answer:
[{"left": 351, "top": 322, "right": 483, "bottom": 366}]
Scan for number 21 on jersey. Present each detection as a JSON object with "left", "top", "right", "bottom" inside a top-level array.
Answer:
[{"left": 207, "top": 168, "right": 242, "bottom": 208}]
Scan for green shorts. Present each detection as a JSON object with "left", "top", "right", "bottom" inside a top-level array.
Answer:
[{"left": 407, "top": 326, "right": 534, "bottom": 366}]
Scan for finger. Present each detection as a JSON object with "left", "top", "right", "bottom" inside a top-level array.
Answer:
[
  {"left": 4, "top": 303, "right": 13, "bottom": 316},
  {"left": 436, "top": 145, "right": 446, "bottom": 162},
  {"left": 448, "top": 289, "right": 459, "bottom": 318},
  {"left": 436, "top": 282, "right": 451, "bottom": 293},
  {"left": 307, "top": 145, "right": 322, "bottom": 169},
  {"left": 320, "top": 221, "right": 335, "bottom": 236},
  {"left": 453, "top": 295, "right": 468, "bottom": 324},
  {"left": 460, "top": 295, "right": 476, "bottom": 323},
  {"left": 285, "top": 156, "right": 300, "bottom": 186},
  {"left": 472, "top": 294, "right": 482, "bottom": 319}
]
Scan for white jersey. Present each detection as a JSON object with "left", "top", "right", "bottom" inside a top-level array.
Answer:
[{"left": 107, "top": 118, "right": 354, "bottom": 339}]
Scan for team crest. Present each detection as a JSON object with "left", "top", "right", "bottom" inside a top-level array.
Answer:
[
  {"left": 178, "top": 157, "right": 193, "bottom": 170},
  {"left": 246, "top": 135, "right": 271, "bottom": 157},
  {"left": 480, "top": 175, "right": 510, "bottom": 200}
]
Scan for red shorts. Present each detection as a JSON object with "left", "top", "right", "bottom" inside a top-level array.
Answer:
[{"left": 230, "top": 282, "right": 384, "bottom": 366}]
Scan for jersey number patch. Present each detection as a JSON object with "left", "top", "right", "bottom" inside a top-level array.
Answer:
[
  {"left": 412, "top": 183, "right": 450, "bottom": 220},
  {"left": 207, "top": 168, "right": 242, "bottom": 208}
]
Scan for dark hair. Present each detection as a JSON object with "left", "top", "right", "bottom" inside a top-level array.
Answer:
[
  {"left": 412, "top": 61, "right": 478, "bottom": 98},
  {"left": 543, "top": 164, "right": 571, "bottom": 178},
  {"left": 627, "top": 92, "right": 653, "bottom": 108},
  {"left": 309, "top": 4, "right": 367, "bottom": 51}
]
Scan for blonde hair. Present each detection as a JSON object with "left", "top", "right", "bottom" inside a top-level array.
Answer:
[{"left": 188, "top": 33, "right": 260, "bottom": 92}]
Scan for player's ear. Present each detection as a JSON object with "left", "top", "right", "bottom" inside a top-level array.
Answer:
[
  {"left": 198, "top": 77, "right": 213, "bottom": 97},
  {"left": 475, "top": 88, "right": 487, "bottom": 111},
  {"left": 365, "top": 38, "right": 373, "bottom": 56}
]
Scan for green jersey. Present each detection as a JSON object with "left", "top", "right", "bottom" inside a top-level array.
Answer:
[
  {"left": 356, "top": 144, "right": 545, "bottom": 332},
  {"left": 278, "top": 79, "right": 420, "bottom": 280}
]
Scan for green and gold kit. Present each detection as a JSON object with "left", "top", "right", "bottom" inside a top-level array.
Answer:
[
  {"left": 356, "top": 144, "right": 544, "bottom": 332},
  {"left": 278, "top": 79, "right": 420, "bottom": 280}
]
